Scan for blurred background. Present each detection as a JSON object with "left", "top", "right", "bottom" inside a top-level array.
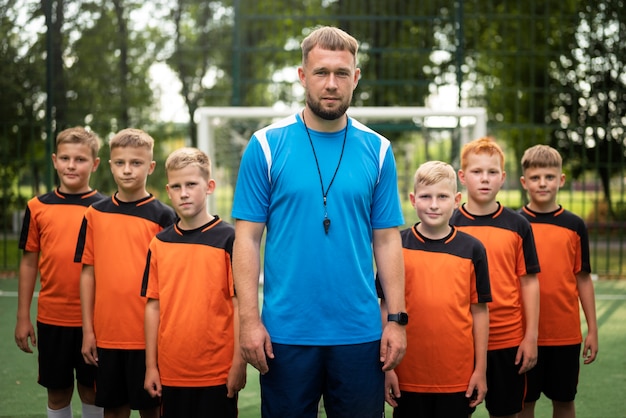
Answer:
[{"left": 1, "top": 0, "right": 624, "bottom": 276}]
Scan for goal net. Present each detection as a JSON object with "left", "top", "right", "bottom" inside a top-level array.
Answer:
[{"left": 196, "top": 106, "right": 487, "bottom": 218}]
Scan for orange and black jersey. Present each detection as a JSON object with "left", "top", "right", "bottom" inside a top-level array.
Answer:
[
  {"left": 19, "top": 189, "right": 106, "bottom": 327},
  {"left": 391, "top": 225, "right": 491, "bottom": 393},
  {"left": 450, "top": 203, "right": 540, "bottom": 350},
  {"left": 141, "top": 217, "right": 236, "bottom": 387},
  {"left": 519, "top": 205, "right": 590, "bottom": 345},
  {"left": 74, "top": 193, "right": 176, "bottom": 349}
]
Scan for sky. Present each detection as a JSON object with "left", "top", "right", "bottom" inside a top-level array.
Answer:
[{"left": 149, "top": 63, "right": 189, "bottom": 123}]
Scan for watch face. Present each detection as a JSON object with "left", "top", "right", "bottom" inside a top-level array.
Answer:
[{"left": 389, "top": 312, "right": 409, "bottom": 325}]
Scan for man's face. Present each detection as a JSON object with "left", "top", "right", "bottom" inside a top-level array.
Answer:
[{"left": 298, "top": 46, "right": 360, "bottom": 121}]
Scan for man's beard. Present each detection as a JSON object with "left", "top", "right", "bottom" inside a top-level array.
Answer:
[{"left": 306, "top": 93, "right": 350, "bottom": 121}]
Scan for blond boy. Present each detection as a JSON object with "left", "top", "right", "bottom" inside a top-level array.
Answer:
[
  {"left": 382, "top": 161, "right": 491, "bottom": 418},
  {"left": 142, "top": 147, "right": 246, "bottom": 417},
  {"left": 75, "top": 128, "right": 176, "bottom": 418}
]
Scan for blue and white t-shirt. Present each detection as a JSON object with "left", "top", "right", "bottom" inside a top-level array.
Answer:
[{"left": 232, "top": 112, "right": 404, "bottom": 345}]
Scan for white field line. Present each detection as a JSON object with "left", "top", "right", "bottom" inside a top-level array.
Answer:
[{"left": 0, "top": 290, "right": 38, "bottom": 297}]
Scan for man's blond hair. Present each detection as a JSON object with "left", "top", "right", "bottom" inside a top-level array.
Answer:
[{"left": 301, "top": 26, "right": 358, "bottom": 67}]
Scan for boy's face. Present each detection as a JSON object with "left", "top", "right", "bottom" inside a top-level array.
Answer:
[
  {"left": 520, "top": 166, "right": 565, "bottom": 210},
  {"left": 166, "top": 165, "right": 215, "bottom": 225},
  {"left": 458, "top": 152, "right": 506, "bottom": 206},
  {"left": 109, "top": 146, "right": 155, "bottom": 196},
  {"left": 52, "top": 143, "right": 100, "bottom": 194},
  {"left": 410, "top": 181, "right": 461, "bottom": 234}
]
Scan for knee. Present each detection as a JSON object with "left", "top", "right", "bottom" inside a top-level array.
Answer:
[
  {"left": 47, "top": 387, "right": 73, "bottom": 409},
  {"left": 76, "top": 383, "right": 97, "bottom": 405},
  {"left": 552, "top": 400, "right": 575, "bottom": 412}
]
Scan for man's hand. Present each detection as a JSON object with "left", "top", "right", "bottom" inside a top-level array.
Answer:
[
  {"left": 380, "top": 322, "right": 406, "bottom": 371},
  {"left": 239, "top": 319, "right": 274, "bottom": 374}
]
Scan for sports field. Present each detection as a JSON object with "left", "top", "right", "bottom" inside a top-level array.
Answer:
[{"left": 1, "top": 277, "right": 625, "bottom": 417}]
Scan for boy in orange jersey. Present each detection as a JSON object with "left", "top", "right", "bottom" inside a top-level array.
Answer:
[
  {"left": 450, "top": 137, "right": 541, "bottom": 418},
  {"left": 75, "top": 128, "right": 176, "bottom": 418},
  {"left": 382, "top": 161, "right": 492, "bottom": 418},
  {"left": 15, "top": 127, "right": 105, "bottom": 418},
  {"left": 141, "top": 147, "right": 246, "bottom": 418},
  {"left": 517, "top": 145, "right": 598, "bottom": 418}
]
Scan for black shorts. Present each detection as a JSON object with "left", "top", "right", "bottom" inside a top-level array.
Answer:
[
  {"left": 260, "top": 342, "right": 384, "bottom": 418},
  {"left": 393, "top": 391, "right": 475, "bottom": 418},
  {"left": 94, "top": 348, "right": 160, "bottom": 411},
  {"left": 485, "top": 347, "right": 526, "bottom": 416},
  {"left": 161, "top": 385, "right": 237, "bottom": 418},
  {"left": 525, "top": 344, "right": 581, "bottom": 403},
  {"left": 37, "top": 322, "right": 97, "bottom": 390}
]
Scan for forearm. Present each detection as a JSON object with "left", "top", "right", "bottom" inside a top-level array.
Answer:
[
  {"left": 16, "top": 252, "right": 39, "bottom": 321},
  {"left": 232, "top": 221, "right": 264, "bottom": 323},
  {"left": 144, "top": 299, "right": 160, "bottom": 369},
  {"left": 80, "top": 265, "right": 96, "bottom": 334},
  {"left": 471, "top": 303, "right": 489, "bottom": 374},
  {"left": 577, "top": 272, "right": 598, "bottom": 334},
  {"left": 232, "top": 296, "right": 245, "bottom": 365},
  {"left": 520, "top": 274, "right": 539, "bottom": 340},
  {"left": 373, "top": 228, "right": 405, "bottom": 313}
]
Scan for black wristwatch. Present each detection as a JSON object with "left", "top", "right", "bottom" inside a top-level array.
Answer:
[{"left": 387, "top": 312, "right": 409, "bottom": 325}]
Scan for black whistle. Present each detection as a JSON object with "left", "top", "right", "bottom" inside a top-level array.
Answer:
[{"left": 323, "top": 218, "right": 331, "bottom": 234}]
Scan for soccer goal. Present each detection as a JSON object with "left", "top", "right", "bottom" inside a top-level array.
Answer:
[{"left": 196, "top": 106, "right": 487, "bottom": 215}]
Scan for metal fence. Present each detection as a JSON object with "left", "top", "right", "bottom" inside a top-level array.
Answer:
[{"left": 1, "top": 1, "right": 624, "bottom": 277}]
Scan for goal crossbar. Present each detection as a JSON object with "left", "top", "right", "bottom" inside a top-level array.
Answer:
[
  {"left": 196, "top": 106, "right": 487, "bottom": 213},
  {"left": 197, "top": 105, "right": 487, "bottom": 156},
  {"left": 196, "top": 106, "right": 487, "bottom": 121}
]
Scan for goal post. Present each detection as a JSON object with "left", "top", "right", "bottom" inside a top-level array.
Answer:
[{"left": 196, "top": 106, "right": 487, "bottom": 215}]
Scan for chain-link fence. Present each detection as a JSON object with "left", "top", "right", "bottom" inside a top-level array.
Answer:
[{"left": 1, "top": 1, "right": 624, "bottom": 276}]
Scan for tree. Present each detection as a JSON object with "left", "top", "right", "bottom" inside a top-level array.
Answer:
[
  {"left": 67, "top": 0, "right": 159, "bottom": 137},
  {"left": 550, "top": 0, "right": 626, "bottom": 219},
  {"left": 165, "top": 0, "right": 233, "bottom": 147},
  {"left": 0, "top": 0, "right": 47, "bottom": 220}
]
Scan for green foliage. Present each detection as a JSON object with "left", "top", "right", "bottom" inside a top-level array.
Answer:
[
  {"left": 68, "top": 0, "right": 160, "bottom": 136},
  {"left": 165, "top": 0, "right": 235, "bottom": 146},
  {"left": 550, "top": 0, "right": 626, "bottom": 219},
  {"left": 0, "top": 1, "right": 48, "bottom": 204},
  {"left": 1, "top": 0, "right": 625, "bottom": 274}
]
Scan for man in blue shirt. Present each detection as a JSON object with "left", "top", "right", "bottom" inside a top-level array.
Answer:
[{"left": 232, "top": 25, "right": 408, "bottom": 418}]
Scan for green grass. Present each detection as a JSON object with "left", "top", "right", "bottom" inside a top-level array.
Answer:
[{"left": 1, "top": 277, "right": 625, "bottom": 417}]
